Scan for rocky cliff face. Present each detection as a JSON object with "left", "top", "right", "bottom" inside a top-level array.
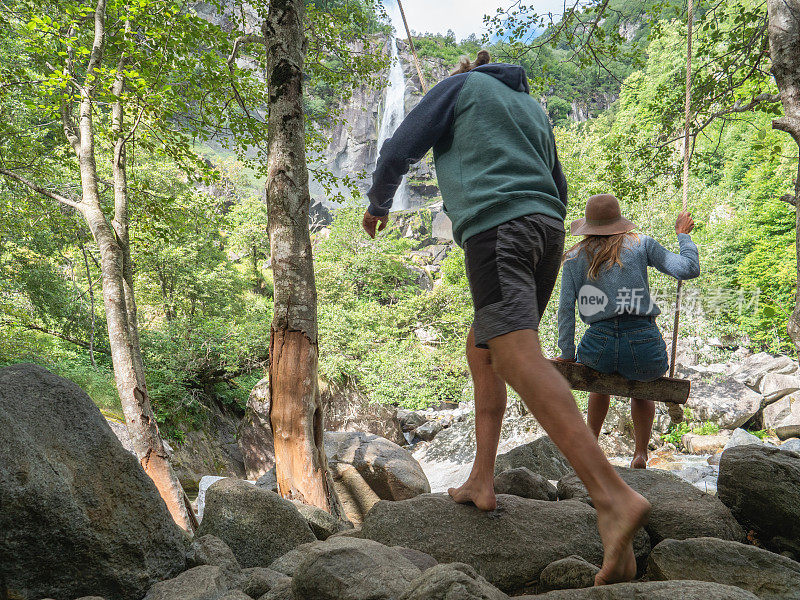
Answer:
[{"left": 312, "top": 37, "right": 450, "bottom": 209}]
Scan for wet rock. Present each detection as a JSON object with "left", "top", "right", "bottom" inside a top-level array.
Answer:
[
  {"left": 494, "top": 467, "right": 558, "bottom": 500},
  {"left": 557, "top": 466, "right": 745, "bottom": 544},
  {"left": 354, "top": 493, "right": 650, "bottom": 594},
  {"left": 647, "top": 537, "right": 800, "bottom": 600},
  {"left": 718, "top": 445, "right": 800, "bottom": 556},
  {"left": 400, "top": 562, "right": 509, "bottom": 600},
  {"left": 494, "top": 436, "right": 571, "bottom": 480},
  {"left": 325, "top": 431, "right": 430, "bottom": 525},
  {"left": 538, "top": 556, "right": 599, "bottom": 592},
  {"left": 0, "top": 364, "right": 187, "bottom": 600},
  {"left": 196, "top": 478, "right": 315, "bottom": 568}
]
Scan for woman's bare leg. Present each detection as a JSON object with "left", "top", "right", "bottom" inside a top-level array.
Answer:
[
  {"left": 448, "top": 327, "right": 507, "bottom": 511},
  {"left": 630, "top": 398, "right": 655, "bottom": 469},
  {"left": 487, "top": 329, "right": 650, "bottom": 586},
  {"left": 588, "top": 392, "right": 611, "bottom": 439}
]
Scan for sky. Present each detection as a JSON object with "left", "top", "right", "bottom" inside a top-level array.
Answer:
[{"left": 393, "top": 0, "right": 569, "bottom": 41}]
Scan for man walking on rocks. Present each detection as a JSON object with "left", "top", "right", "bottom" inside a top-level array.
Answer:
[{"left": 362, "top": 51, "right": 650, "bottom": 585}]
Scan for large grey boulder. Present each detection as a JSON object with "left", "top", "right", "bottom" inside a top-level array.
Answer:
[
  {"left": 238, "top": 568, "right": 289, "bottom": 599},
  {"left": 494, "top": 437, "right": 571, "bottom": 480},
  {"left": 764, "top": 392, "right": 800, "bottom": 430},
  {"left": 0, "top": 364, "right": 187, "bottom": 600},
  {"left": 196, "top": 478, "right": 315, "bottom": 568},
  {"left": 647, "top": 537, "right": 800, "bottom": 600},
  {"left": 353, "top": 493, "right": 650, "bottom": 594},
  {"left": 557, "top": 467, "right": 745, "bottom": 544},
  {"left": 494, "top": 467, "right": 558, "bottom": 500},
  {"left": 526, "top": 580, "right": 760, "bottom": 599},
  {"left": 292, "top": 501, "right": 353, "bottom": 540},
  {"left": 143, "top": 566, "right": 231, "bottom": 600},
  {"left": 718, "top": 445, "right": 800, "bottom": 556},
  {"left": 538, "top": 556, "right": 599, "bottom": 592},
  {"left": 732, "top": 352, "right": 797, "bottom": 388},
  {"left": 290, "top": 537, "right": 421, "bottom": 600},
  {"left": 759, "top": 373, "right": 800, "bottom": 403},
  {"left": 325, "top": 431, "right": 430, "bottom": 524},
  {"left": 400, "top": 563, "right": 509, "bottom": 600},
  {"left": 188, "top": 534, "right": 241, "bottom": 575},
  {"left": 237, "top": 377, "right": 275, "bottom": 481},
  {"left": 722, "top": 428, "right": 766, "bottom": 452},
  {"left": 321, "top": 381, "right": 406, "bottom": 446},
  {"left": 686, "top": 376, "right": 763, "bottom": 429}
]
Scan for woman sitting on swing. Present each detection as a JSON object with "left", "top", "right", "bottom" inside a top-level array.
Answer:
[{"left": 557, "top": 194, "right": 700, "bottom": 468}]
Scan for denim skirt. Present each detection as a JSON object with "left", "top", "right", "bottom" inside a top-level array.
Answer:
[{"left": 576, "top": 315, "right": 669, "bottom": 382}]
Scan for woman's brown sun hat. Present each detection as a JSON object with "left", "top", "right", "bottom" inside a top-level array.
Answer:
[{"left": 570, "top": 193, "right": 637, "bottom": 236}]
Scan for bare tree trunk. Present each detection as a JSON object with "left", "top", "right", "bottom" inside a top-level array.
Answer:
[
  {"left": 768, "top": 0, "right": 800, "bottom": 351},
  {"left": 108, "top": 58, "right": 194, "bottom": 531},
  {"left": 265, "top": 0, "right": 343, "bottom": 518}
]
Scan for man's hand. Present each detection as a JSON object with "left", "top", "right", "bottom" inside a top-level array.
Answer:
[
  {"left": 363, "top": 210, "right": 389, "bottom": 239},
  {"left": 675, "top": 211, "right": 695, "bottom": 235},
  {"left": 555, "top": 356, "right": 576, "bottom": 363}
]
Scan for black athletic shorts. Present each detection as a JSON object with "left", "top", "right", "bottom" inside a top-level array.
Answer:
[{"left": 464, "top": 213, "right": 566, "bottom": 348}]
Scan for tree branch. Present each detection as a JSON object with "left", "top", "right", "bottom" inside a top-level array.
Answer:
[
  {"left": 0, "top": 320, "right": 109, "bottom": 354},
  {"left": 781, "top": 194, "right": 797, "bottom": 206},
  {"left": 0, "top": 168, "right": 83, "bottom": 210}
]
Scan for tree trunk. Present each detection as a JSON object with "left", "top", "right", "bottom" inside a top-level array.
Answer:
[
  {"left": 768, "top": 0, "right": 800, "bottom": 350},
  {"left": 264, "top": 0, "right": 344, "bottom": 518},
  {"left": 108, "top": 63, "right": 194, "bottom": 531}
]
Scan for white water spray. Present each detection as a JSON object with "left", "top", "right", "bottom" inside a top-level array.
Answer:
[{"left": 376, "top": 3, "right": 409, "bottom": 210}]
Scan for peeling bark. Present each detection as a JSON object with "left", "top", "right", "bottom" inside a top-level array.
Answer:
[
  {"left": 265, "top": 0, "right": 344, "bottom": 518},
  {"left": 768, "top": 0, "right": 800, "bottom": 349}
]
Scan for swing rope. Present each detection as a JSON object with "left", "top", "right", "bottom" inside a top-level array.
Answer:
[
  {"left": 667, "top": 0, "right": 694, "bottom": 421},
  {"left": 396, "top": 0, "right": 428, "bottom": 94}
]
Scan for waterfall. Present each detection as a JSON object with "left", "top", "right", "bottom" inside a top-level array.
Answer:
[{"left": 376, "top": 11, "right": 409, "bottom": 210}]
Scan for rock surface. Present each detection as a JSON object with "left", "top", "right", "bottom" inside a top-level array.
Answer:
[
  {"left": 321, "top": 381, "right": 406, "bottom": 446},
  {"left": 237, "top": 377, "right": 275, "bottom": 481},
  {"left": 494, "top": 436, "right": 571, "bottom": 480},
  {"left": 538, "top": 556, "right": 599, "bottom": 592},
  {"left": 686, "top": 375, "right": 763, "bottom": 429},
  {"left": 292, "top": 501, "right": 353, "bottom": 540},
  {"left": 400, "top": 563, "right": 509, "bottom": 600},
  {"left": 0, "top": 364, "right": 187, "bottom": 600},
  {"left": 353, "top": 493, "right": 650, "bottom": 593},
  {"left": 494, "top": 467, "right": 558, "bottom": 500},
  {"left": 647, "top": 537, "right": 800, "bottom": 600},
  {"left": 238, "top": 568, "right": 289, "bottom": 599},
  {"left": 526, "top": 580, "right": 760, "bottom": 599},
  {"left": 290, "top": 537, "right": 421, "bottom": 600},
  {"left": 718, "top": 445, "right": 800, "bottom": 556},
  {"left": 325, "top": 431, "right": 430, "bottom": 524},
  {"left": 557, "top": 466, "right": 745, "bottom": 544},
  {"left": 188, "top": 534, "right": 241, "bottom": 575},
  {"left": 143, "top": 566, "right": 230, "bottom": 600},
  {"left": 764, "top": 392, "right": 800, "bottom": 430},
  {"left": 196, "top": 478, "right": 315, "bottom": 568}
]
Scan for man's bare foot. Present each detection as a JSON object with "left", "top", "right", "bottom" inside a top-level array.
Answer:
[
  {"left": 448, "top": 479, "right": 497, "bottom": 511},
  {"left": 594, "top": 489, "right": 651, "bottom": 586},
  {"left": 630, "top": 455, "right": 647, "bottom": 469}
]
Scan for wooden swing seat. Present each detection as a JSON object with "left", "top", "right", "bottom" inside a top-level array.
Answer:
[{"left": 549, "top": 360, "right": 690, "bottom": 404}]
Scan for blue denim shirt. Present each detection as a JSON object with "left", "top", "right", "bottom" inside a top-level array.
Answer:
[{"left": 558, "top": 233, "right": 700, "bottom": 360}]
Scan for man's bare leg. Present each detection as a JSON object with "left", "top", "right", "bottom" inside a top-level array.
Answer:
[
  {"left": 630, "top": 398, "right": 655, "bottom": 469},
  {"left": 448, "top": 327, "right": 507, "bottom": 511},
  {"left": 487, "top": 329, "right": 650, "bottom": 586},
  {"left": 588, "top": 392, "right": 611, "bottom": 439}
]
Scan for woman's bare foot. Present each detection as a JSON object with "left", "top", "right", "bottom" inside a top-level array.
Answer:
[
  {"left": 448, "top": 478, "right": 497, "bottom": 511},
  {"left": 630, "top": 454, "right": 647, "bottom": 469},
  {"left": 594, "top": 490, "right": 651, "bottom": 586}
]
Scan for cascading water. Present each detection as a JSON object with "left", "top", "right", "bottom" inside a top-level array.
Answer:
[{"left": 375, "top": 6, "right": 409, "bottom": 210}]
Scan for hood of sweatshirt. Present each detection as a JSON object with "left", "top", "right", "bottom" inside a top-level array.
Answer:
[{"left": 470, "top": 63, "right": 531, "bottom": 94}]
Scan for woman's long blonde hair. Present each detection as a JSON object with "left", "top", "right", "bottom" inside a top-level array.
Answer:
[{"left": 565, "top": 232, "right": 639, "bottom": 279}]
